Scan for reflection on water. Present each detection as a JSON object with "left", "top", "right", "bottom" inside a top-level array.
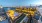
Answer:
[
  {"left": 0, "top": 7, "right": 42, "bottom": 23},
  {"left": 37, "top": 7, "right": 42, "bottom": 23},
  {"left": 0, "top": 16, "right": 6, "bottom": 21}
]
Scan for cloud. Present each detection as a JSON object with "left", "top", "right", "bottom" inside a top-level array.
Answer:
[{"left": 31, "top": 0, "right": 42, "bottom": 5}]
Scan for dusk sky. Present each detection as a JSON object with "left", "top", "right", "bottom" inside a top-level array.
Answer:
[{"left": 0, "top": 0, "right": 42, "bottom": 7}]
